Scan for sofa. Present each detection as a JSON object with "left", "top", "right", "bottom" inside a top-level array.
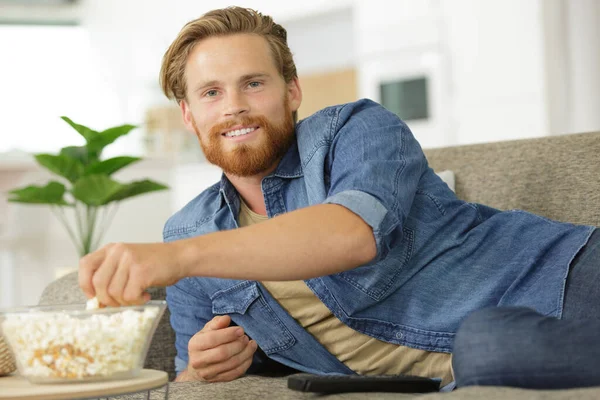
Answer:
[{"left": 39, "top": 131, "right": 600, "bottom": 399}]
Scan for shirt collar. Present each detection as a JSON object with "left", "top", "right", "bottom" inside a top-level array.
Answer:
[
  {"left": 218, "top": 137, "right": 303, "bottom": 207},
  {"left": 271, "top": 138, "right": 303, "bottom": 179}
]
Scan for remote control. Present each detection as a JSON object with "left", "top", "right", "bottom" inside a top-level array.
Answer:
[{"left": 287, "top": 373, "right": 440, "bottom": 394}]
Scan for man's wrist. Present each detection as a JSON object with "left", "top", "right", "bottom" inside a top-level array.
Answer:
[
  {"left": 175, "top": 367, "right": 204, "bottom": 382},
  {"left": 175, "top": 369, "right": 190, "bottom": 382},
  {"left": 169, "top": 237, "right": 202, "bottom": 280}
]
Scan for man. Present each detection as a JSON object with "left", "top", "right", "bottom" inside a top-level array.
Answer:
[{"left": 79, "top": 7, "right": 599, "bottom": 390}]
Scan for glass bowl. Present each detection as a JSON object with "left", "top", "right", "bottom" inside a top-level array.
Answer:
[{"left": 0, "top": 300, "right": 166, "bottom": 384}]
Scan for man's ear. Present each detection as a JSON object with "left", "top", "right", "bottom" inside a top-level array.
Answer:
[
  {"left": 287, "top": 77, "right": 302, "bottom": 113},
  {"left": 180, "top": 100, "right": 197, "bottom": 134}
]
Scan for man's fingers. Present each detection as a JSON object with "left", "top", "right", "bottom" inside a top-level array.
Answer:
[
  {"left": 203, "top": 315, "right": 231, "bottom": 331},
  {"left": 107, "top": 262, "right": 129, "bottom": 305},
  {"left": 92, "top": 256, "right": 119, "bottom": 307},
  {"left": 123, "top": 271, "right": 148, "bottom": 305},
  {"left": 142, "top": 292, "right": 151, "bottom": 303},
  {"left": 200, "top": 340, "right": 257, "bottom": 382},
  {"left": 205, "top": 356, "right": 254, "bottom": 382},
  {"left": 78, "top": 248, "right": 106, "bottom": 298},
  {"left": 189, "top": 326, "right": 245, "bottom": 352},
  {"left": 190, "top": 335, "right": 249, "bottom": 368}
]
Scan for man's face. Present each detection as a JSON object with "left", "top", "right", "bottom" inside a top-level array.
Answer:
[{"left": 180, "top": 33, "right": 302, "bottom": 177}]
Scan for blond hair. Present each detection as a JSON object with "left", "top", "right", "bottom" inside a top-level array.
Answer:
[{"left": 160, "top": 7, "right": 297, "bottom": 105}]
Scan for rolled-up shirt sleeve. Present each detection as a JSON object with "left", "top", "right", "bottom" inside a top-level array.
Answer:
[{"left": 322, "top": 102, "right": 426, "bottom": 261}]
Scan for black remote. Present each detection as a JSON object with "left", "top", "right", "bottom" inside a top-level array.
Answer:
[{"left": 287, "top": 373, "right": 440, "bottom": 394}]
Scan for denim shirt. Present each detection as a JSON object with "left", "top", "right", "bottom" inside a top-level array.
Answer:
[{"left": 164, "top": 99, "right": 595, "bottom": 376}]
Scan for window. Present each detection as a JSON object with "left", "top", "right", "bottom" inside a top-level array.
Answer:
[{"left": 0, "top": 25, "right": 118, "bottom": 154}]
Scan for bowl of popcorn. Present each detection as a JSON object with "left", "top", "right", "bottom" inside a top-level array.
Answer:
[{"left": 0, "top": 298, "right": 166, "bottom": 383}]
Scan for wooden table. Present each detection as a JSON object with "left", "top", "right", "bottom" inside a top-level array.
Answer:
[{"left": 0, "top": 369, "right": 169, "bottom": 399}]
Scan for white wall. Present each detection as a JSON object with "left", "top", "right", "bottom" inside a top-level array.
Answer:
[
  {"left": 542, "top": 0, "right": 600, "bottom": 136},
  {"left": 440, "top": 0, "right": 549, "bottom": 145},
  {"left": 284, "top": 7, "right": 355, "bottom": 74},
  {"left": 561, "top": 0, "right": 600, "bottom": 134},
  {"left": 78, "top": 0, "right": 600, "bottom": 148}
]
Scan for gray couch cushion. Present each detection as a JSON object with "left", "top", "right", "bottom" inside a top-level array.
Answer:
[
  {"left": 424, "top": 131, "right": 600, "bottom": 227},
  {"left": 422, "top": 386, "right": 600, "bottom": 400},
  {"left": 118, "top": 377, "right": 600, "bottom": 400}
]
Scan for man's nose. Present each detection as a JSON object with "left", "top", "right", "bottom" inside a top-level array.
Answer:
[{"left": 224, "top": 91, "right": 250, "bottom": 117}]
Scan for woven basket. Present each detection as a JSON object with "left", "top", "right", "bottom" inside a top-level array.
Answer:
[{"left": 0, "top": 335, "right": 16, "bottom": 376}]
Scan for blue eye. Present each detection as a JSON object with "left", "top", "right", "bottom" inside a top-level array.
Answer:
[
  {"left": 205, "top": 89, "right": 218, "bottom": 97},
  {"left": 248, "top": 81, "right": 261, "bottom": 88}
]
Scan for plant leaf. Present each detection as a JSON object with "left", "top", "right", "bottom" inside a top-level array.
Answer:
[
  {"left": 8, "top": 181, "right": 70, "bottom": 205},
  {"left": 106, "top": 179, "right": 169, "bottom": 203},
  {"left": 61, "top": 116, "right": 97, "bottom": 142},
  {"left": 71, "top": 174, "right": 123, "bottom": 206},
  {"left": 34, "top": 153, "right": 84, "bottom": 183},
  {"left": 87, "top": 124, "right": 137, "bottom": 155},
  {"left": 60, "top": 145, "right": 97, "bottom": 166},
  {"left": 84, "top": 156, "right": 141, "bottom": 176}
]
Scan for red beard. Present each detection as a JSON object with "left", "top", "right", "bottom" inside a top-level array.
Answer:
[{"left": 192, "top": 105, "right": 295, "bottom": 177}]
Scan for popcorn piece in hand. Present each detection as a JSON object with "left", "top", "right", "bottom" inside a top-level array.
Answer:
[{"left": 85, "top": 297, "right": 106, "bottom": 310}]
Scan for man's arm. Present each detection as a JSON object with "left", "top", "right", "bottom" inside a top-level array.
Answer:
[
  {"left": 174, "top": 203, "right": 376, "bottom": 281},
  {"left": 79, "top": 101, "right": 416, "bottom": 305},
  {"left": 79, "top": 203, "right": 375, "bottom": 305}
]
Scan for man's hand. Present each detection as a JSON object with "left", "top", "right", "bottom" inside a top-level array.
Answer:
[
  {"left": 79, "top": 242, "right": 185, "bottom": 306},
  {"left": 177, "top": 315, "right": 258, "bottom": 383},
  {"left": 78, "top": 204, "right": 376, "bottom": 306}
]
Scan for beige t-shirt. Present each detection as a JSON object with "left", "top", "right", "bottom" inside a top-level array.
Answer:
[{"left": 239, "top": 200, "right": 453, "bottom": 385}]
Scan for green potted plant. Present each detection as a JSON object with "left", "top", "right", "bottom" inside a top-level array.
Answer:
[{"left": 7, "top": 117, "right": 169, "bottom": 257}]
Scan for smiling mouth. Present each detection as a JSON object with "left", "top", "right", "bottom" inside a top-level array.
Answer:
[{"left": 223, "top": 127, "right": 258, "bottom": 138}]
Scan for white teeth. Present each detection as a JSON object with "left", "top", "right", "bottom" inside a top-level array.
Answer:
[{"left": 225, "top": 127, "right": 256, "bottom": 137}]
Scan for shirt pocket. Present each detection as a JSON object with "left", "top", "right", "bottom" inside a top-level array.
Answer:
[{"left": 211, "top": 281, "right": 296, "bottom": 355}]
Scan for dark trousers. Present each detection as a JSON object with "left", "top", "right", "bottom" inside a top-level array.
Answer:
[{"left": 452, "top": 229, "right": 600, "bottom": 389}]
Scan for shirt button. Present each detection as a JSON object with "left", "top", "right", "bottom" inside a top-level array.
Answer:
[{"left": 395, "top": 332, "right": 404, "bottom": 339}]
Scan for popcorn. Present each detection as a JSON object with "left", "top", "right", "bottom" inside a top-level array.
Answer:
[
  {"left": 85, "top": 297, "right": 104, "bottom": 310},
  {"left": 1, "top": 305, "right": 159, "bottom": 380}
]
